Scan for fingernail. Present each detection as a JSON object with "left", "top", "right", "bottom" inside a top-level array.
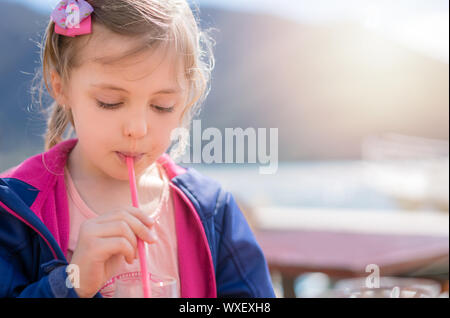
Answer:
[{"left": 147, "top": 229, "right": 157, "bottom": 242}]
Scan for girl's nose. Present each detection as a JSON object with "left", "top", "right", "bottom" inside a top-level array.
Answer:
[{"left": 123, "top": 110, "right": 148, "bottom": 138}]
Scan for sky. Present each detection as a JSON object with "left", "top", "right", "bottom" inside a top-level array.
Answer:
[{"left": 4, "top": 0, "right": 449, "bottom": 63}]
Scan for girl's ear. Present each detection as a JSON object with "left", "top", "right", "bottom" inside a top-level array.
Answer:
[{"left": 50, "top": 70, "right": 69, "bottom": 107}]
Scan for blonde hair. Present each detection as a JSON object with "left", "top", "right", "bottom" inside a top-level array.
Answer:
[{"left": 33, "top": 0, "right": 215, "bottom": 159}]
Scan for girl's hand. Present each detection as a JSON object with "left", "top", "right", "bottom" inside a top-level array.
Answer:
[{"left": 69, "top": 207, "right": 157, "bottom": 298}]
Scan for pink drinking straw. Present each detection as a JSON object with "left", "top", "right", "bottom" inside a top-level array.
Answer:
[{"left": 126, "top": 157, "right": 152, "bottom": 298}]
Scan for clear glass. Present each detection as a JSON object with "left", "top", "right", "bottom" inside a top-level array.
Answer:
[{"left": 113, "top": 272, "right": 178, "bottom": 298}]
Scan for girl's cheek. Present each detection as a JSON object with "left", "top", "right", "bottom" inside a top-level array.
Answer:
[{"left": 74, "top": 108, "right": 115, "bottom": 142}]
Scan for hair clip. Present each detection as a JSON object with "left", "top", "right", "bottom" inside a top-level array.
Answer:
[{"left": 51, "top": 0, "right": 94, "bottom": 37}]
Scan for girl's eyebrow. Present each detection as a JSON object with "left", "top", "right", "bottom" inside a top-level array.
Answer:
[{"left": 91, "top": 83, "right": 182, "bottom": 95}]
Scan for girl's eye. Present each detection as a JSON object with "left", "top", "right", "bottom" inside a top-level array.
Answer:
[
  {"left": 96, "top": 100, "right": 174, "bottom": 113},
  {"left": 96, "top": 101, "right": 122, "bottom": 109},
  {"left": 151, "top": 105, "right": 175, "bottom": 113}
]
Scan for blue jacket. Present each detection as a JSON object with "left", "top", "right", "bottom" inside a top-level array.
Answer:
[{"left": 0, "top": 139, "right": 274, "bottom": 298}]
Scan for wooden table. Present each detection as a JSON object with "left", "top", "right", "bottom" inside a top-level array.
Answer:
[
  {"left": 255, "top": 230, "right": 449, "bottom": 297},
  {"left": 250, "top": 207, "right": 449, "bottom": 297}
]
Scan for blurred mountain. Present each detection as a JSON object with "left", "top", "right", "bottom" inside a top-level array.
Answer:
[
  {"left": 0, "top": 2, "right": 448, "bottom": 170},
  {"left": 197, "top": 7, "right": 449, "bottom": 160},
  {"left": 0, "top": 1, "right": 48, "bottom": 169}
]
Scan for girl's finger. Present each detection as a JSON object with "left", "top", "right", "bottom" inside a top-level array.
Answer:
[
  {"left": 124, "top": 206, "right": 157, "bottom": 227},
  {"left": 92, "top": 220, "right": 138, "bottom": 251},
  {"left": 95, "top": 210, "right": 155, "bottom": 244},
  {"left": 96, "top": 207, "right": 156, "bottom": 227},
  {"left": 97, "top": 237, "right": 136, "bottom": 265}
]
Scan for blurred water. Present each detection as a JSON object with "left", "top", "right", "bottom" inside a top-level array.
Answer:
[{"left": 185, "top": 161, "right": 399, "bottom": 210}]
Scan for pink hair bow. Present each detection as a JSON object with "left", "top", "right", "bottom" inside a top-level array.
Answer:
[{"left": 51, "top": 0, "right": 94, "bottom": 37}]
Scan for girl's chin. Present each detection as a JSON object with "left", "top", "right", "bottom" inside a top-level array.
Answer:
[
  {"left": 103, "top": 169, "right": 130, "bottom": 183},
  {"left": 111, "top": 154, "right": 151, "bottom": 179}
]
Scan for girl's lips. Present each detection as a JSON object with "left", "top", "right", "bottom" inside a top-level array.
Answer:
[{"left": 115, "top": 151, "right": 145, "bottom": 164}]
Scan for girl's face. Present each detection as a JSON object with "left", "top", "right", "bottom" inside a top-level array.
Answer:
[{"left": 53, "top": 25, "right": 188, "bottom": 182}]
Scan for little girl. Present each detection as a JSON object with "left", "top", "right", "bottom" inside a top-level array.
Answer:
[{"left": 0, "top": 0, "right": 274, "bottom": 298}]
